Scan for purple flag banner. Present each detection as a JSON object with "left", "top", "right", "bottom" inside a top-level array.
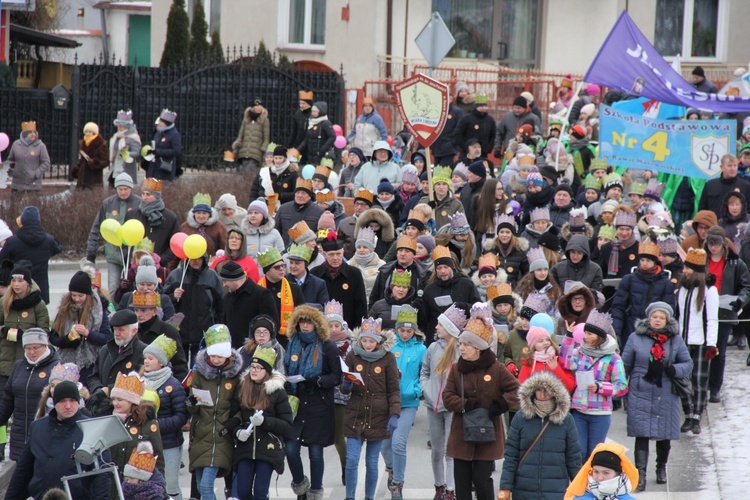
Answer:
[{"left": 585, "top": 11, "right": 750, "bottom": 113}]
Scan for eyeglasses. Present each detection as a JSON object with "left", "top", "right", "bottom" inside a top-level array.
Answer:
[
  {"left": 249, "top": 364, "right": 265, "bottom": 372},
  {"left": 271, "top": 264, "right": 285, "bottom": 271},
  {"left": 571, "top": 296, "right": 586, "bottom": 303}
]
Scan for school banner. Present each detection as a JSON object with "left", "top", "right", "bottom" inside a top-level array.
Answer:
[{"left": 598, "top": 104, "right": 736, "bottom": 180}]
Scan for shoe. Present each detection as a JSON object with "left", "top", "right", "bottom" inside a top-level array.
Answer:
[
  {"left": 634, "top": 449, "right": 648, "bottom": 492},
  {"left": 739, "top": 335, "right": 747, "bottom": 350},
  {"left": 612, "top": 399, "right": 622, "bottom": 411},
  {"left": 681, "top": 418, "right": 694, "bottom": 433},
  {"left": 443, "top": 489, "right": 455, "bottom": 500},
  {"left": 427, "top": 440, "right": 432, "bottom": 449},
  {"left": 389, "top": 481, "right": 404, "bottom": 500},
  {"left": 709, "top": 391, "right": 721, "bottom": 403},
  {"left": 433, "top": 484, "right": 446, "bottom": 500},
  {"left": 307, "top": 488, "right": 324, "bottom": 500},
  {"left": 692, "top": 415, "right": 702, "bottom": 435},
  {"left": 291, "top": 476, "right": 310, "bottom": 498},
  {"left": 728, "top": 335, "right": 738, "bottom": 346},
  {"left": 386, "top": 467, "right": 393, "bottom": 488},
  {"left": 656, "top": 466, "right": 668, "bottom": 484}
]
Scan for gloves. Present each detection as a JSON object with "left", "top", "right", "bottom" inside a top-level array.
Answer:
[
  {"left": 341, "top": 380, "right": 353, "bottom": 392},
  {"left": 250, "top": 412, "right": 264, "bottom": 427},
  {"left": 303, "top": 376, "right": 321, "bottom": 389},
  {"left": 119, "top": 279, "right": 132, "bottom": 291},
  {"left": 387, "top": 415, "right": 399, "bottom": 435},
  {"left": 489, "top": 399, "right": 509, "bottom": 416},
  {"left": 506, "top": 363, "right": 518, "bottom": 377},
  {"left": 494, "top": 149, "right": 502, "bottom": 159},
  {"left": 731, "top": 300, "right": 743, "bottom": 312},
  {"left": 236, "top": 428, "right": 251, "bottom": 442},
  {"left": 185, "top": 395, "right": 198, "bottom": 409},
  {"left": 664, "top": 365, "right": 676, "bottom": 378},
  {"left": 705, "top": 346, "right": 719, "bottom": 360},
  {"left": 86, "top": 253, "right": 96, "bottom": 264}
]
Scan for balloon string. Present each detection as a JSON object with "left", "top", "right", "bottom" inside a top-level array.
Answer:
[
  {"left": 120, "top": 247, "right": 126, "bottom": 278},
  {"left": 177, "top": 259, "right": 190, "bottom": 300},
  {"left": 124, "top": 246, "right": 131, "bottom": 279}
]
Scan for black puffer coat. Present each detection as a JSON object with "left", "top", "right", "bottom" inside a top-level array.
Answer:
[
  {"left": 299, "top": 102, "right": 336, "bottom": 165},
  {"left": 550, "top": 234, "right": 604, "bottom": 292},
  {"left": 0, "top": 222, "right": 61, "bottom": 304},
  {"left": 484, "top": 236, "right": 530, "bottom": 285},
  {"left": 152, "top": 375, "right": 188, "bottom": 450},
  {"left": 420, "top": 275, "right": 481, "bottom": 343},
  {"left": 249, "top": 162, "right": 300, "bottom": 204},
  {"left": 431, "top": 104, "right": 464, "bottom": 158},
  {"left": 611, "top": 267, "right": 676, "bottom": 346}
]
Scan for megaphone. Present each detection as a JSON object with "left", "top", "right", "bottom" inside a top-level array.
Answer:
[{"left": 75, "top": 415, "right": 131, "bottom": 465}]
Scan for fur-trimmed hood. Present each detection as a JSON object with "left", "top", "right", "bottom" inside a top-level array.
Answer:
[
  {"left": 241, "top": 215, "right": 277, "bottom": 235},
  {"left": 509, "top": 173, "right": 528, "bottom": 195},
  {"left": 560, "top": 221, "right": 594, "bottom": 241},
  {"left": 350, "top": 327, "right": 397, "bottom": 351},
  {"left": 483, "top": 235, "right": 530, "bottom": 253},
  {"left": 238, "top": 369, "right": 286, "bottom": 394},
  {"left": 36, "top": 383, "right": 90, "bottom": 420},
  {"left": 471, "top": 267, "right": 509, "bottom": 287},
  {"left": 286, "top": 305, "right": 330, "bottom": 342},
  {"left": 186, "top": 207, "right": 221, "bottom": 228},
  {"left": 195, "top": 348, "right": 244, "bottom": 379},
  {"left": 634, "top": 316, "right": 680, "bottom": 337},
  {"left": 556, "top": 281, "right": 596, "bottom": 323},
  {"left": 518, "top": 371, "right": 571, "bottom": 425},
  {"left": 243, "top": 106, "right": 269, "bottom": 124},
  {"left": 354, "top": 207, "right": 395, "bottom": 242}
]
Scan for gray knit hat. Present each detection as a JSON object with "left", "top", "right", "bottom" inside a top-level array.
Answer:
[
  {"left": 22, "top": 328, "right": 48, "bottom": 346},
  {"left": 114, "top": 172, "right": 134, "bottom": 189},
  {"left": 135, "top": 261, "right": 159, "bottom": 285},
  {"left": 645, "top": 301, "right": 673, "bottom": 319}
]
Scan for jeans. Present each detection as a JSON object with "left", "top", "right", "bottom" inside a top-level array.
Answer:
[
  {"left": 195, "top": 466, "right": 219, "bottom": 500},
  {"left": 427, "top": 410, "right": 454, "bottom": 489},
  {"left": 162, "top": 445, "right": 183, "bottom": 500},
  {"left": 381, "top": 406, "right": 418, "bottom": 483},
  {"left": 453, "top": 458, "right": 494, "bottom": 500},
  {"left": 345, "top": 437, "right": 383, "bottom": 499},
  {"left": 236, "top": 459, "right": 274, "bottom": 500},
  {"left": 284, "top": 439, "right": 325, "bottom": 490},
  {"left": 334, "top": 404, "right": 347, "bottom": 469},
  {"left": 709, "top": 323, "right": 732, "bottom": 393},
  {"left": 571, "top": 410, "right": 611, "bottom": 460},
  {"left": 106, "top": 261, "right": 123, "bottom": 298}
]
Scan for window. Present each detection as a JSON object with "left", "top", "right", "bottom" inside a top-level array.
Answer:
[
  {"left": 433, "top": 0, "right": 494, "bottom": 59},
  {"left": 280, "top": 0, "right": 326, "bottom": 49},
  {"left": 655, "top": 0, "right": 725, "bottom": 60},
  {"left": 188, "top": 0, "right": 221, "bottom": 39}
]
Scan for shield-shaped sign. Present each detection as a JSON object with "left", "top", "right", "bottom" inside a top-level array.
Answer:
[
  {"left": 690, "top": 134, "right": 729, "bottom": 178},
  {"left": 394, "top": 74, "right": 449, "bottom": 148}
]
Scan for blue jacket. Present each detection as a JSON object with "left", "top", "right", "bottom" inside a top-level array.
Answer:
[
  {"left": 154, "top": 375, "right": 188, "bottom": 450},
  {"left": 347, "top": 110, "right": 388, "bottom": 141},
  {"left": 148, "top": 125, "right": 182, "bottom": 181},
  {"left": 292, "top": 272, "right": 330, "bottom": 307},
  {"left": 392, "top": 334, "right": 426, "bottom": 408},
  {"left": 611, "top": 267, "right": 675, "bottom": 346}
]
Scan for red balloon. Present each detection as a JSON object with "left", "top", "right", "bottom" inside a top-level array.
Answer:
[
  {"left": 387, "top": 135, "right": 394, "bottom": 146},
  {"left": 170, "top": 232, "right": 189, "bottom": 260}
]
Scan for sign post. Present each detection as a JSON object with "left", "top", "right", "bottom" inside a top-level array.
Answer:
[{"left": 415, "top": 12, "right": 455, "bottom": 77}]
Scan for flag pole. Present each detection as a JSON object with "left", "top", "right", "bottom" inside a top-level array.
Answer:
[{"left": 555, "top": 81, "right": 585, "bottom": 172}]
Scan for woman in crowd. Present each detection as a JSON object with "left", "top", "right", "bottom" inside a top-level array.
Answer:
[
  {"left": 148, "top": 109, "right": 182, "bottom": 181},
  {"left": 348, "top": 227, "right": 386, "bottom": 297},
  {"left": 181, "top": 194, "right": 227, "bottom": 258},
  {"left": 299, "top": 101, "right": 335, "bottom": 166},
  {"left": 484, "top": 214, "right": 529, "bottom": 286},
  {"left": 239, "top": 315, "right": 286, "bottom": 374},
  {"left": 514, "top": 248, "right": 561, "bottom": 318},
  {"left": 210, "top": 228, "right": 261, "bottom": 282},
  {"left": 474, "top": 178, "right": 513, "bottom": 250},
  {"left": 241, "top": 200, "right": 284, "bottom": 269},
  {"left": 73, "top": 122, "right": 109, "bottom": 189}
]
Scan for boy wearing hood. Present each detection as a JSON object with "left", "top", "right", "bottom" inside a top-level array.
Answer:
[
  {"left": 353, "top": 141, "right": 402, "bottom": 193},
  {"left": 551, "top": 234, "right": 603, "bottom": 293}
]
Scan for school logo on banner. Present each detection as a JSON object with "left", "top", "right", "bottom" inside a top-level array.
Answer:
[{"left": 691, "top": 134, "right": 729, "bottom": 178}]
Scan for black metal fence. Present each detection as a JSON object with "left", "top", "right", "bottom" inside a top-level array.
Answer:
[{"left": 0, "top": 49, "right": 345, "bottom": 178}]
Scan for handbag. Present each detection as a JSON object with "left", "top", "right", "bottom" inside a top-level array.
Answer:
[
  {"left": 159, "top": 158, "right": 174, "bottom": 173},
  {"left": 461, "top": 374, "right": 496, "bottom": 443},
  {"left": 666, "top": 337, "right": 693, "bottom": 398}
]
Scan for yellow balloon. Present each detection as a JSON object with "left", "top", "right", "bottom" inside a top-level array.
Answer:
[
  {"left": 121, "top": 219, "right": 146, "bottom": 247},
  {"left": 183, "top": 234, "right": 208, "bottom": 260},
  {"left": 100, "top": 219, "right": 122, "bottom": 247}
]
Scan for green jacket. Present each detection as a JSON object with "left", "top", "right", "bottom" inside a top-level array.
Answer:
[
  {"left": 0, "top": 283, "right": 50, "bottom": 377},
  {"left": 233, "top": 108, "right": 270, "bottom": 163}
]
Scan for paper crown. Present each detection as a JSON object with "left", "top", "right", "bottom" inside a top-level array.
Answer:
[
  {"left": 124, "top": 442, "right": 157, "bottom": 481},
  {"left": 650, "top": 214, "right": 671, "bottom": 229},
  {"left": 401, "top": 168, "right": 419, "bottom": 185},
  {"left": 257, "top": 247, "right": 283, "bottom": 269},
  {"left": 295, "top": 177, "right": 314, "bottom": 192},
  {"left": 584, "top": 310, "right": 612, "bottom": 337},
  {"left": 141, "top": 388, "right": 160, "bottom": 412},
  {"left": 315, "top": 189, "right": 335, "bottom": 203},
  {"left": 115, "top": 110, "right": 133, "bottom": 122},
  {"left": 133, "top": 237, "right": 155, "bottom": 254},
  {"left": 193, "top": 192, "right": 212, "bottom": 208},
  {"left": 325, "top": 299, "right": 344, "bottom": 320},
  {"left": 603, "top": 173, "right": 624, "bottom": 191},
  {"left": 449, "top": 212, "right": 470, "bottom": 234},
  {"left": 643, "top": 179, "right": 665, "bottom": 200},
  {"left": 21, "top": 121, "right": 37, "bottom": 132},
  {"left": 356, "top": 227, "right": 377, "bottom": 246},
  {"left": 354, "top": 188, "right": 375, "bottom": 204},
  {"left": 298, "top": 90, "right": 314, "bottom": 101},
  {"left": 589, "top": 158, "right": 608, "bottom": 172},
  {"left": 519, "top": 155, "right": 536, "bottom": 167},
  {"left": 160, "top": 109, "right": 177, "bottom": 122},
  {"left": 407, "top": 209, "right": 429, "bottom": 225},
  {"left": 462, "top": 317, "right": 494, "bottom": 344},
  {"left": 287, "top": 148, "right": 301, "bottom": 161},
  {"left": 50, "top": 362, "right": 80, "bottom": 383},
  {"left": 396, "top": 235, "right": 417, "bottom": 252},
  {"left": 657, "top": 234, "right": 678, "bottom": 254},
  {"left": 583, "top": 175, "right": 603, "bottom": 190},
  {"left": 470, "top": 302, "right": 493, "bottom": 324},
  {"left": 614, "top": 211, "right": 636, "bottom": 228},
  {"left": 568, "top": 209, "right": 587, "bottom": 231},
  {"left": 288, "top": 221, "right": 313, "bottom": 242},
  {"left": 91, "top": 270, "right": 102, "bottom": 289},
  {"left": 432, "top": 245, "right": 452, "bottom": 263},
  {"left": 396, "top": 305, "right": 419, "bottom": 327},
  {"left": 432, "top": 165, "right": 452, "bottom": 185},
  {"left": 478, "top": 253, "right": 499, "bottom": 271},
  {"left": 523, "top": 293, "right": 550, "bottom": 314},
  {"left": 638, "top": 241, "right": 660, "bottom": 258},
  {"left": 390, "top": 268, "right": 412, "bottom": 288},
  {"left": 132, "top": 290, "right": 159, "bottom": 308},
  {"left": 526, "top": 247, "right": 547, "bottom": 266},
  {"left": 629, "top": 182, "right": 647, "bottom": 196},
  {"left": 313, "top": 165, "right": 331, "bottom": 180},
  {"left": 287, "top": 242, "right": 313, "bottom": 263},
  {"left": 111, "top": 371, "right": 145, "bottom": 404},
  {"left": 441, "top": 303, "right": 468, "bottom": 330},
  {"left": 496, "top": 213, "right": 517, "bottom": 233},
  {"left": 598, "top": 225, "right": 616, "bottom": 241},
  {"left": 205, "top": 324, "right": 231, "bottom": 347},
  {"left": 561, "top": 76, "right": 573, "bottom": 88},
  {"left": 265, "top": 142, "right": 278, "bottom": 153},
  {"left": 361, "top": 317, "right": 383, "bottom": 338},
  {"left": 475, "top": 94, "right": 488, "bottom": 105},
  {"left": 143, "top": 177, "right": 162, "bottom": 193},
  {"left": 487, "top": 282, "right": 513, "bottom": 302},
  {"left": 266, "top": 193, "right": 279, "bottom": 217},
  {"left": 685, "top": 247, "right": 708, "bottom": 270},
  {"left": 252, "top": 345, "right": 277, "bottom": 370},
  {"left": 530, "top": 207, "right": 550, "bottom": 223},
  {"left": 148, "top": 333, "right": 178, "bottom": 361},
  {"left": 320, "top": 157, "right": 334, "bottom": 169}
]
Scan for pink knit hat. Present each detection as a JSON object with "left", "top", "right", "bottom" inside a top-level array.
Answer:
[
  {"left": 526, "top": 326, "right": 550, "bottom": 351},
  {"left": 318, "top": 211, "right": 336, "bottom": 231}
]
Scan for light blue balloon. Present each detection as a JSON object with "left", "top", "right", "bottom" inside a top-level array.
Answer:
[
  {"left": 301, "top": 164, "right": 315, "bottom": 180},
  {"left": 529, "top": 313, "right": 555, "bottom": 335}
]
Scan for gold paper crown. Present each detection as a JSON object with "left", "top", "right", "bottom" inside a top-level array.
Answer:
[
  {"left": 298, "top": 90, "right": 314, "bottom": 101},
  {"left": 478, "top": 253, "right": 499, "bottom": 270},
  {"left": 295, "top": 177, "right": 313, "bottom": 192},
  {"left": 432, "top": 245, "right": 452, "bottom": 262},
  {"left": 21, "top": 121, "right": 37, "bottom": 132},
  {"left": 519, "top": 155, "right": 536, "bottom": 166},
  {"left": 464, "top": 318, "right": 494, "bottom": 343},
  {"left": 125, "top": 442, "right": 157, "bottom": 479},
  {"left": 590, "top": 158, "right": 608, "bottom": 171},
  {"left": 287, "top": 148, "right": 301, "bottom": 160},
  {"left": 496, "top": 282, "right": 513, "bottom": 297},
  {"left": 134, "top": 237, "right": 155, "bottom": 254},
  {"left": 288, "top": 221, "right": 313, "bottom": 242},
  {"left": 192, "top": 192, "right": 212, "bottom": 207},
  {"left": 113, "top": 371, "right": 145, "bottom": 399},
  {"left": 148, "top": 333, "right": 177, "bottom": 361},
  {"left": 266, "top": 193, "right": 279, "bottom": 217},
  {"left": 92, "top": 270, "right": 102, "bottom": 289},
  {"left": 314, "top": 165, "right": 331, "bottom": 180},
  {"left": 354, "top": 189, "right": 375, "bottom": 204},
  {"left": 685, "top": 247, "right": 707, "bottom": 267},
  {"left": 252, "top": 345, "right": 277, "bottom": 369},
  {"left": 319, "top": 158, "right": 334, "bottom": 169},
  {"left": 432, "top": 165, "right": 452, "bottom": 185},
  {"left": 638, "top": 241, "right": 660, "bottom": 258},
  {"left": 486, "top": 285, "right": 501, "bottom": 302},
  {"left": 406, "top": 209, "right": 429, "bottom": 224},
  {"left": 315, "top": 189, "right": 335, "bottom": 203},
  {"left": 390, "top": 268, "right": 412, "bottom": 287},
  {"left": 143, "top": 177, "right": 162, "bottom": 192},
  {"left": 132, "top": 290, "right": 159, "bottom": 308},
  {"left": 396, "top": 235, "right": 417, "bottom": 252},
  {"left": 396, "top": 306, "right": 419, "bottom": 326},
  {"left": 265, "top": 142, "right": 278, "bottom": 153}
]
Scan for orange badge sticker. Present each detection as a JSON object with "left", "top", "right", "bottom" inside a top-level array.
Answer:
[
  {"left": 369, "top": 269, "right": 376, "bottom": 275},
  {"left": 342, "top": 283, "right": 349, "bottom": 290},
  {"left": 484, "top": 375, "right": 492, "bottom": 382},
  {"left": 165, "top": 386, "right": 173, "bottom": 393},
  {"left": 507, "top": 267, "right": 514, "bottom": 273},
  {"left": 129, "top": 427, "right": 139, "bottom": 435},
  {"left": 161, "top": 137, "right": 167, "bottom": 142},
  {"left": 283, "top": 183, "right": 289, "bottom": 189},
  {"left": 126, "top": 362, "right": 132, "bottom": 369},
  {"left": 291, "top": 354, "right": 299, "bottom": 362},
  {"left": 395, "top": 351, "right": 401, "bottom": 358},
  {"left": 39, "top": 372, "right": 46, "bottom": 378},
  {"left": 250, "top": 244, "right": 257, "bottom": 250},
  {"left": 629, "top": 254, "right": 636, "bottom": 260},
  {"left": 474, "top": 124, "right": 479, "bottom": 130},
  {"left": 277, "top": 292, "right": 282, "bottom": 298},
  {"left": 151, "top": 424, "right": 158, "bottom": 432},
  {"left": 21, "top": 312, "right": 29, "bottom": 318},
  {"left": 30, "top": 151, "right": 36, "bottom": 156},
  {"left": 112, "top": 210, "right": 118, "bottom": 216},
  {"left": 225, "top": 382, "right": 232, "bottom": 390},
  {"left": 356, "top": 364, "right": 364, "bottom": 372},
  {"left": 448, "top": 114, "right": 452, "bottom": 119},
  {"left": 441, "top": 211, "right": 447, "bottom": 216},
  {"left": 374, "top": 366, "right": 382, "bottom": 374}
]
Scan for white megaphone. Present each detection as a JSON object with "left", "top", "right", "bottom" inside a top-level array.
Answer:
[{"left": 75, "top": 415, "right": 131, "bottom": 465}]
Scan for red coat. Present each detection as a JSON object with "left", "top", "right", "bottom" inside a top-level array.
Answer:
[{"left": 518, "top": 357, "right": 576, "bottom": 393}]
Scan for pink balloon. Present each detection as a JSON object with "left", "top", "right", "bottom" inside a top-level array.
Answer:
[
  {"left": 332, "top": 124, "right": 343, "bottom": 136},
  {"left": 0, "top": 133, "right": 9, "bottom": 152},
  {"left": 334, "top": 135, "right": 347, "bottom": 149},
  {"left": 572, "top": 323, "right": 586, "bottom": 344},
  {"left": 170, "top": 232, "right": 189, "bottom": 260}
]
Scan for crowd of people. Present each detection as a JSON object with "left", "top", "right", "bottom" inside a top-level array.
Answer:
[{"left": 0, "top": 72, "right": 745, "bottom": 500}]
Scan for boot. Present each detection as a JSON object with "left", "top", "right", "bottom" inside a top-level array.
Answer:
[
  {"left": 681, "top": 418, "right": 694, "bottom": 433},
  {"left": 443, "top": 489, "right": 455, "bottom": 500},
  {"left": 389, "top": 481, "right": 404, "bottom": 500},
  {"left": 433, "top": 484, "right": 446, "bottom": 500},
  {"left": 709, "top": 391, "right": 721, "bottom": 403},
  {"left": 385, "top": 467, "right": 393, "bottom": 488},
  {"left": 634, "top": 449, "right": 648, "bottom": 492},
  {"left": 655, "top": 441, "right": 670, "bottom": 485},
  {"left": 291, "top": 476, "right": 310, "bottom": 500},
  {"left": 739, "top": 334, "right": 747, "bottom": 350},
  {"left": 728, "top": 334, "right": 738, "bottom": 346},
  {"left": 307, "top": 488, "right": 324, "bottom": 500},
  {"left": 691, "top": 417, "right": 702, "bottom": 435}
]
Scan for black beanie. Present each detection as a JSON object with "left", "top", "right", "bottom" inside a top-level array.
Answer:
[
  {"left": 68, "top": 271, "right": 92, "bottom": 295},
  {"left": 513, "top": 95, "right": 528, "bottom": 108},
  {"left": 692, "top": 66, "right": 705, "bottom": 78},
  {"left": 11, "top": 262, "right": 32, "bottom": 284},
  {"left": 250, "top": 314, "right": 278, "bottom": 339},
  {"left": 537, "top": 230, "right": 561, "bottom": 252},
  {"left": 591, "top": 450, "right": 623, "bottom": 474},
  {"left": 53, "top": 380, "right": 80, "bottom": 405}
]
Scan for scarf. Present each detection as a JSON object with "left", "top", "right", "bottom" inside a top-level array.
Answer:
[
  {"left": 259, "top": 277, "right": 294, "bottom": 332},
  {"left": 10, "top": 290, "right": 43, "bottom": 311},
  {"left": 329, "top": 329, "right": 350, "bottom": 343},
  {"left": 643, "top": 328, "right": 670, "bottom": 387},
  {"left": 308, "top": 114, "right": 328, "bottom": 128},
  {"left": 499, "top": 241, "right": 512, "bottom": 257},
  {"left": 123, "top": 479, "right": 166, "bottom": 500},
  {"left": 378, "top": 197, "right": 395, "bottom": 210},
  {"left": 353, "top": 253, "right": 373, "bottom": 266},
  {"left": 58, "top": 301, "right": 103, "bottom": 369},
  {"left": 114, "top": 411, "right": 129, "bottom": 422},
  {"left": 641, "top": 263, "right": 662, "bottom": 275},
  {"left": 144, "top": 366, "right": 173, "bottom": 390},
  {"left": 586, "top": 474, "right": 632, "bottom": 500},
  {"left": 534, "top": 276, "right": 550, "bottom": 290},
  {"left": 271, "top": 161, "right": 289, "bottom": 176},
  {"left": 248, "top": 110, "right": 260, "bottom": 121},
  {"left": 397, "top": 186, "right": 413, "bottom": 203},
  {"left": 580, "top": 336, "right": 619, "bottom": 358},
  {"left": 453, "top": 181, "right": 466, "bottom": 191},
  {"left": 285, "top": 330, "right": 324, "bottom": 394},
  {"left": 352, "top": 342, "right": 387, "bottom": 361},
  {"left": 324, "top": 261, "right": 342, "bottom": 279},
  {"left": 533, "top": 398, "right": 556, "bottom": 419},
  {"left": 84, "top": 133, "right": 98, "bottom": 146},
  {"left": 607, "top": 233, "right": 637, "bottom": 276},
  {"left": 450, "top": 238, "right": 466, "bottom": 250},
  {"left": 139, "top": 199, "right": 166, "bottom": 226},
  {"left": 532, "top": 345, "right": 556, "bottom": 363},
  {"left": 24, "top": 348, "right": 51, "bottom": 366}
]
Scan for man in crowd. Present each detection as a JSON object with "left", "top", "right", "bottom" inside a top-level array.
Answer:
[
  {"left": 494, "top": 94, "right": 542, "bottom": 158},
  {"left": 221, "top": 260, "right": 279, "bottom": 349},
  {"left": 454, "top": 94, "right": 496, "bottom": 158},
  {"left": 691, "top": 66, "right": 718, "bottom": 93},
  {"left": 256, "top": 249, "right": 302, "bottom": 345},
  {"left": 698, "top": 154, "right": 750, "bottom": 216},
  {"left": 275, "top": 178, "right": 324, "bottom": 247},
  {"left": 287, "top": 242, "right": 329, "bottom": 307}
]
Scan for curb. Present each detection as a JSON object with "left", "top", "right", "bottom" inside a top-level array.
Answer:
[{"left": 0, "top": 460, "right": 16, "bottom": 497}]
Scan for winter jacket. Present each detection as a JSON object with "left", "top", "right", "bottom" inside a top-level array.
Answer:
[
  {"left": 343, "top": 330, "right": 401, "bottom": 441},
  {"left": 672, "top": 176, "right": 696, "bottom": 212},
  {"left": 209, "top": 227, "right": 261, "bottom": 283},
  {"left": 124, "top": 206, "right": 181, "bottom": 268},
  {"left": 420, "top": 275, "right": 481, "bottom": 340},
  {"left": 227, "top": 371, "right": 293, "bottom": 473},
  {"left": 698, "top": 174, "right": 750, "bottom": 217},
  {"left": 374, "top": 196, "right": 405, "bottom": 230},
  {"left": 419, "top": 193, "right": 465, "bottom": 230},
  {"left": 392, "top": 332, "right": 427, "bottom": 408},
  {"left": 275, "top": 199, "right": 325, "bottom": 247},
  {"left": 554, "top": 281, "right": 599, "bottom": 341},
  {"left": 181, "top": 208, "right": 227, "bottom": 257},
  {"left": 284, "top": 306, "right": 343, "bottom": 446},
  {"left": 7, "top": 134, "right": 50, "bottom": 191},
  {"left": 369, "top": 284, "right": 420, "bottom": 329},
  {"left": 0, "top": 350, "right": 60, "bottom": 460},
  {"left": 712, "top": 248, "right": 750, "bottom": 323},
  {"left": 369, "top": 259, "right": 429, "bottom": 307},
  {"left": 138, "top": 316, "right": 188, "bottom": 382},
  {"left": 48, "top": 295, "right": 107, "bottom": 373},
  {"left": 108, "top": 126, "right": 141, "bottom": 186},
  {"left": 74, "top": 134, "right": 109, "bottom": 188},
  {"left": 86, "top": 192, "right": 140, "bottom": 265},
  {"left": 519, "top": 223, "right": 551, "bottom": 249},
  {"left": 241, "top": 216, "right": 285, "bottom": 262},
  {"left": 249, "top": 162, "right": 300, "bottom": 204},
  {"left": 187, "top": 348, "right": 244, "bottom": 477},
  {"left": 311, "top": 262, "right": 367, "bottom": 328},
  {"left": 518, "top": 355, "right": 576, "bottom": 394},
  {"left": 455, "top": 108, "right": 497, "bottom": 157},
  {"left": 621, "top": 318, "right": 692, "bottom": 440},
  {"left": 223, "top": 278, "right": 279, "bottom": 348},
  {"left": 338, "top": 162, "right": 363, "bottom": 198},
  {"left": 151, "top": 375, "right": 187, "bottom": 450},
  {"left": 234, "top": 107, "right": 270, "bottom": 163},
  {"left": 163, "top": 261, "right": 224, "bottom": 346},
  {"left": 495, "top": 110, "right": 542, "bottom": 154},
  {"left": 504, "top": 328, "right": 528, "bottom": 371},
  {"left": 568, "top": 94, "right": 593, "bottom": 125},
  {"left": 551, "top": 235, "right": 604, "bottom": 292},
  {"left": 148, "top": 125, "right": 182, "bottom": 181},
  {"left": 500, "top": 372, "right": 582, "bottom": 499},
  {"left": 419, "top": 337, "right": 458, "bottom": 413},
  {"left": 325, "top": 199, "right": 348, "bottom": 228},
  {"left": 443, "top": 349, "right": 520, "bottom": 460},
  {"left": 0, "top": 283, "right": 50, "bottom": 377},
  {"left": 676, "top": 285, "right": 719, "bottom": 347},
  {"left": 5, "top": 409, "right": 112, "bottom": 500},
  {"left": 299, "top": 105, "right": 335, "bottom": 165},
  {"left": 347, "top": 110, "right": 389, "bottom": 157},
  {"left": 484, "top": 237, "right": 530, "bottom": 285},
  {"left": 0, "top": 224, "right": 61, "bottom": 304},
  {"left": 459, "top": 178, "right": 485, "bottom": 227},
  {"left": 87, "top": 336, "right": 147, "bottom": 407},
  {"left": 353, "top": 153, "right": 403, "bottom": 193},
  {"left": 549, "top": 202, "right": 575, "bottom": 228},
  {"left": 610, "top": 267, "right": 675, "bottom": 345},
  {"left": 288, "top": 107, "right": 312, "bottom": 149},
  {"left": 354, "top": 208, "right": 396, "bottom": 260},
  {"left": 348, "top": 252, "right": 386, "bottom": 297},
  {"left": 597, "top": 240, "right": 639, "bottom": 279},
  {"left": 432, "top": 104, "right": 464, "bottom": 158},
  {"left": 109, "top": 407, "right": 165, "bottom": 478}
]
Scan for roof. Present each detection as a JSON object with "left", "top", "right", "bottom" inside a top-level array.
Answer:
[
  {"left": 9, "top": 24, "right": 82, "bottom": 48},
  {"left": 93, "top": 1, "right": 151, "bottom": 11},
  {"left": 52, "top": 29, "right": 103, "bottom": 37}
]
